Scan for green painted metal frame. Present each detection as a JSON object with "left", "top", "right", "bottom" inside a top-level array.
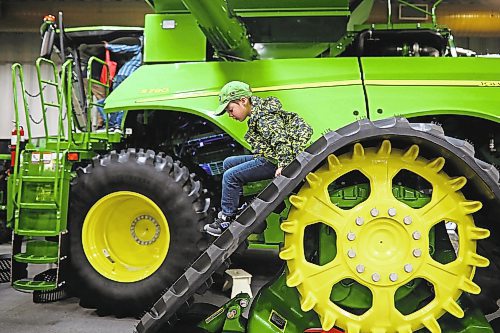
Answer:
[{"left": 198, "top": 294, "right": 251, "bottom": 333}]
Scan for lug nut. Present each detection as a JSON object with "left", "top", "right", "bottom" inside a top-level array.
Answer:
[
  {"left": 413, "top": 248, "right": 422, "bottom": 258},
  {"left": 355, "top": 217, "right": 364, "bottom": 226},
  {"left": 347, "top": 232, "right": 356, "bottom": 241},
  {"left": 388, "top": 208, "right": 397, "bottom": 217},
  {"left": 389, "top": 273, "right": 398, "bottom": 282},
  {"left": 370, "top": 208, "right": 379, "bottom": 217},
  {"left": 403, "top": 216, "right": 412, "bottom": 225},
  {"left": 412, "top": 231, "right": 421, "bottom": 240},
  {"left": 347, "top": 249, "right": 356, "bottom": 258},
  {"left": 372, "top": 273, "right": 380, "bottom": 282},
  {"left": 356, "top": 264, "right": 365, "bottom": 273},
  {"left": 404, "top": 264, "right": 413, "bottom": 273}
]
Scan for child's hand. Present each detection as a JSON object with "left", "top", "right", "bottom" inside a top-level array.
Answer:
[{"left": 275, "top": 167, "right": 283, "bottom": 177}]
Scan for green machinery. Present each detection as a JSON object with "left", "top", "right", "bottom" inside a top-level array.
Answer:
[{"left": 4, "top": 0, "right": 500, "bottom": 332}]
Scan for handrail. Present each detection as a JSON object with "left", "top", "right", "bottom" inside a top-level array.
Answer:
[
  {"left": 35, "top": 57, "right": 65, "bottom": 139},
  {"left": 11, "top": 64, "right": 32, "bottom": 142},
  {"left": 10, "top": 63, "right": 29, "bottom": 207},
  {"left": 61, "top": 60, "right": 74, "bottom": 144},
  {"left": 51, "top": 60, "right": 74, "bottom": 204},
  {"left": 87, "top": 56, "right": 111, "bottom": 136}
]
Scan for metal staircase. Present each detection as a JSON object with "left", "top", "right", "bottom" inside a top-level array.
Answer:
[{"left": 9, "top": 59, "right": 73, "bottom": 293}]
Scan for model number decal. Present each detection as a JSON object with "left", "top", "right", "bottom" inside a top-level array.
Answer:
[
  {"left": 480, "top": 81, "right": 500, "bottom": 87},
  {"left": 140, "top": 88, "right": 170, "bottom": 94}
]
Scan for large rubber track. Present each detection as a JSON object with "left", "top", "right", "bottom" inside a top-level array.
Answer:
[{"left": 135, "top": 118, "right": 500, "bottom": 333}]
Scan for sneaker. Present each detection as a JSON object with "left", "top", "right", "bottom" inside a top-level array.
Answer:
[{"left": 204, "top": 213, "right": 235, "bottom": 237}]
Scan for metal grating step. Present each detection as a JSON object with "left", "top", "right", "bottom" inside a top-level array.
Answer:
[
  {"left": 13, "top": 240, "right": 58, "bottom": 264},
  {"left": 33, "top": 268, "right": 68, "bottom": 303},
  {"left": 19, "top": 203, "right": 57, "bottom": 210},
  {"left": 13, "top": 278, "right": 57, "bottom": 291},
  {"left": 0, "top": 254, "right": 11, "bottom": 283},
  {"left": 21, "top": 176, "right": 57, "bottom": 183}
]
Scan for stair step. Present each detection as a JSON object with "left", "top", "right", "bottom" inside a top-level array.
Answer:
[
  {"left": 13, "top": 240, "right": 58, "bottom": 264},
  {"left": 15, "top": 230, "right": 61, "bottom": 237},
  {"left": 19, "top": 203, "right": 57, "bottom": 210},
  {"left": 13, "top": 279, "right": 57, "bottom": 291},
  {"left": 21, "top": 176, "right": 56, "bottom": 183}
]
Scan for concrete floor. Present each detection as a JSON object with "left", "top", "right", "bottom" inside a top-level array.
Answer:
[
  {"left": 0, "top": 242, "right": 498, "bottom": 333},
  {"left": 0, "top": 242, "right": 132, "bottom": 333},
  {"left": 0, "top": 243, "right": 281, "bottom": 333}
]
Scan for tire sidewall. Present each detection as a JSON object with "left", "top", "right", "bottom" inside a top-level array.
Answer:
[{"left": 68, "top": 153, "right": 205, "bottom": 314}]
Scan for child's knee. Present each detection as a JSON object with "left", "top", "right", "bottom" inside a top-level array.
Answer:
[
  {"left": 222, "top": 157, "right": 233, "bottom": 170},
  {"left": 223, "top": 168, "right": 243, "bottom": 185}
]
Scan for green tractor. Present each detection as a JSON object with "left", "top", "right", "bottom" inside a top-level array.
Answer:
[{"left": 4, "top": 0, "right": 500, "bottom": 332}]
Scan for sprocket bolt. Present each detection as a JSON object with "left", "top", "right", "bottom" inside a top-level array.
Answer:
[
  {"left": 347, "top": 232, "right": 356, "bottom": 241},
  {"left": 355, "top": 217, "right": 364, "bottom": 226},
  {"left": 372, "top": 273, "right": 380, "bottom": 282},
  {"left": 413, "top": 248, "right": 422, "bottom": 258},
  {"left": 388, "top": 208, "right": 397, "bottom": 217},
  {"left": 389, "top": 273, "right": 398, "bottom": 282},
  {"left": 413, "top": 231, "right": 421, "bottom": 240},
  {"left": 404, "top": 264, "right": 413, "bottom": 273},
  {"left": 370, "top": 208, "right": 379, "bottom": 217},
  {"left": 347, "top": 249, "right": 356, "bottom": 258},
  {"left": 403, "top": 216, "right": 412, "bottom": 225},
  {"left": 356, "top": 264, "right": 365, "bottom": 273}
]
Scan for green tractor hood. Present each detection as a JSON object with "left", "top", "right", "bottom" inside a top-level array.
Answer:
[{"left": 103, "top": 56, "right": 367, "bottom": 146}]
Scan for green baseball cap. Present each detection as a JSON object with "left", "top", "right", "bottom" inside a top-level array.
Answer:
[{"left": 215, "top": 81, "right": 252, "bottom": 116}]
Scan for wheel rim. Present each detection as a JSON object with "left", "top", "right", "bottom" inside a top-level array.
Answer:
[
  {"left": 280, "top": 140, "right": 490, "bottom": 332},
  {"left": 83, "top": 191, "right": 170, "bottom": 283}
]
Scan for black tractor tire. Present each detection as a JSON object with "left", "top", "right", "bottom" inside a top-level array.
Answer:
[
  {"left": 475, "top": 236, "right": 500, "bottom": 314},
  {"left": 68, "top": 149, "right": 210, "bottom": 316}
]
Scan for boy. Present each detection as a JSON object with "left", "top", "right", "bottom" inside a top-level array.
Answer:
[{"left": 204, "top": 81, "right": 313, "bottom": 236}]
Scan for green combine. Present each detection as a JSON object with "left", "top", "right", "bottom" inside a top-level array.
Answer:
[{"left": 2, "top": 0, "right": 499, "bottom": 332}]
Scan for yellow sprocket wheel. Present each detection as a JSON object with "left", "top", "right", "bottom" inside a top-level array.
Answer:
[{"left": 280, "top": 140, "right": 490, "bottom": 333}]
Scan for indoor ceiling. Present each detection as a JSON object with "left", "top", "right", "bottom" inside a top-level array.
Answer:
[{"left": 0, "top": 0, "right": 498, "bottom": 37}]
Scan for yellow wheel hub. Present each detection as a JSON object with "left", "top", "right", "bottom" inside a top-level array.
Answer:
[
  {"left": 280, "top": 140, "right": 490, "bottom": 333},
  {"left": 83, "top": 191, "right": 170, "bottom": 283}
]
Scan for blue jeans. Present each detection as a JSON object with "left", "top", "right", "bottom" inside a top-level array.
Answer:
[
  {"left": 108, "top": 75, "right": 126, "bottom": 128},
  {"left": 221, "top": 155, "right": 276, "bottom": 217},
  {"left": 95, "top": 74, "right": 127, "bottom": 128},
  {"left": 96, "top": 99, "right": 122, "bottom": 128}
]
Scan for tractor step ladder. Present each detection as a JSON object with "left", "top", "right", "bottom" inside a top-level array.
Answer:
[{"left": 10, "top": 59, "right": 73, "bottom": 293}]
